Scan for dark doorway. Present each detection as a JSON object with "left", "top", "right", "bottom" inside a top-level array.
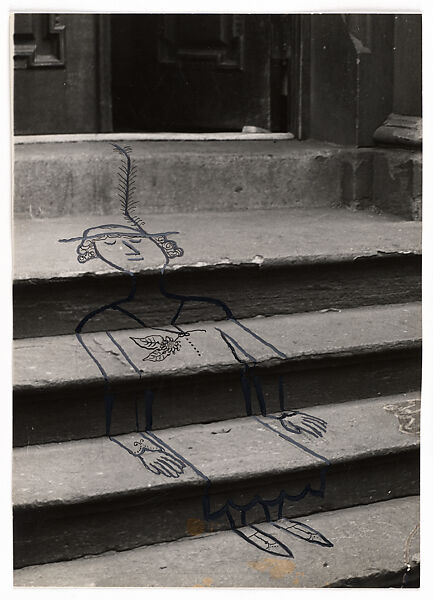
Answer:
[{"left": 111, "top": 14, "right": 295, "bottom": 133}]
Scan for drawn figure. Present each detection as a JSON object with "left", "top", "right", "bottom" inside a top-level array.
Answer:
[{"left": 59, "top": 144, "right": 333, "bottom": 559}]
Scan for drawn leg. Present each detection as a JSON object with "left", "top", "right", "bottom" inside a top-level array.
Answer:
[
  {"left": 104, "top": 384, "right": 115, "bottom": 436},
  {"left": 135, "top": 389, "right": 154, "bottom": 432},
  {"left": 76, "top": 332, "right": 117, "bottom": 436},
  {"left": 215, "top": 327, "right": 258, "bottom": 417}
]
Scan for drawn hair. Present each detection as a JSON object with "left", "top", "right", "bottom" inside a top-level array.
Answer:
[{"left": 76, "top": 237, "right": 97, "bottom": 263}]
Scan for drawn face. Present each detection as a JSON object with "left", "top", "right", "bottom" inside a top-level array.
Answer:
[
  {"left": 73, "top": 225, "right": 183, "bottom": 271},
  {"left": 93, "top": 235, "right": 149, "bottom": 271}
]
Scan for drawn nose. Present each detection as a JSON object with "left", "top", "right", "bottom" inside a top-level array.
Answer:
[{"left": 123, "top": 240, "right": 141, "bottom": 256}]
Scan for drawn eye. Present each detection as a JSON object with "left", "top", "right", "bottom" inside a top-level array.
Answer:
[
  {"left": 130, "top": 238, "right": 142, "bottom": 244},
  {"left": 104, "top": 240, "right": 116, "bottom": 245}
]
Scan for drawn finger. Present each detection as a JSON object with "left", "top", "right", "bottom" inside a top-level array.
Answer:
[
  {"left": 302, "top": 414, "right": 327, "bottom": 426},
  {"left": 298, "top": 422, "right": 323, "bottom": 437},
  {"left": 163, "top": 454, "right": 185, "bottom": 470},
  {"left": 154, "top": 459, "right": 178, "bottom": 478},
  {"left": 162, "top": 459, "right": 185, "bottom": 475},
  {"left": 281, "top": 420, "right": 302, "bottom": 434},
  {"left": 303, "top": 423, "right": 324, "bottom": 437},
  {"left": 300, "top": 426, "right": 320, "bottom": 438},
  {"left": 139, "top": 458, "right": 162, "bottom": 475},
  {"left": 300, "top": 413, "right": 327, "bottom": 426},
  {"left": 158, "top": 457, "right": 184, "bottom": 475},
  {"left": 302, "top": 418, "right": 327, "bottom": 433}
]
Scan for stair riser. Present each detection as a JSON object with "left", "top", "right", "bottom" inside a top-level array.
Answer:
[
  {"left": 13, "top": 347, "right": 421, "bottom": 446},
  {"left": 14, "top": 143, "right": 423, "bottom": 221},
  {"left": 14, "top": 142, "right": 350, "bottom": 218},
  {"left": 13, "top": 255, "right": 421, "bottom": 339},
  {"left": 328, "top": 567, "right": 420, "bottom": 588},
  {"left": 13, "top": 451, "right": 419, "bottom": 568}
]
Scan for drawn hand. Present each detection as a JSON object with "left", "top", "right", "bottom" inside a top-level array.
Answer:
[
  {"left": 132, "top": 438, "right": 186, "bottom": 478},
  {"left": 111, "top": 435, "right": 187, "bottom": 478},
  {"left": 277, "top": 410, "right": 327, "bottom": 438},
  {"left": 138, "top": 450, "right": 186, "bottom": 478}
]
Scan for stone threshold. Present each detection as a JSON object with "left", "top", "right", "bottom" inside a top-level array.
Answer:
[{"left": 14, "top": 132, "right": 295, "bottom": 144}]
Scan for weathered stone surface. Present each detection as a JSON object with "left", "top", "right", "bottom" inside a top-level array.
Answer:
[
  {"left": 339, "top": 147, "right": 422, "bottom": 220},
  {"left": 14, "top": 141, "right": 353, "bottom": 218},
  {"left": 14, "top": 141, "right": 422, "bottom": 221},
  {"left": 13, "top": 393, "right": 420, "bottom": 508},
  {"left": 373, "top": 114, "right": 422, "bottom": 148},
  {"left": 13, "top": 254, "right": 422, "bottom": 340},
  {"left": 341, "top": 151, "right": 373, "bottom": 211},
  {"left": 13, "top": 495, "right": 419, "bottom": 587},
  {"left": 13, "top": 394, "right": 420, "bottom": 567},
  {"left": 14, "top": 303, "right": 421, "bottom": 392},
  {"left": 13, "top": 303, "right": 421, "bottom": 445},
  {"left": 13, "top": 346, "right": 421, "bottom": 447},
  {"left": 15, "top": 132, "right": 295, "bottom": 143},
  {"left": 371, "top": 149, "right": 422, "bottom": 220},
  {"left": 13, "top": 209, "right": 421, "bottom": 339},
  {"left": 14, "top": 209, "right": 421, "bottom": 282}
]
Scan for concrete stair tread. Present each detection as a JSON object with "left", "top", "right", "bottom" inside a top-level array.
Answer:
[
  {"left": 13, "top": 393, "right": 420, "bottom": 510},
  {"left": 14, "top": 303, "right": 421, "bottom": 391},
  {"left": 14, "top": 208, "right": 421, "bottom": 282},
  {"left": 13, "top": 496, "right": 420, "bottom": 587}
]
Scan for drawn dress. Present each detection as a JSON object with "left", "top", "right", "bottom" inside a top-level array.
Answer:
[{"left": 61, "top": 144, "right": 332, "bottom": 558}]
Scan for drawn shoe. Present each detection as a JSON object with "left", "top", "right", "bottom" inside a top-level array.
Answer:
[
  {"left": 232, "top": 524, "right": 294, "bottom": 558},
  {"left": 268, "top": 518, "right": 333, "bottom": 547}
]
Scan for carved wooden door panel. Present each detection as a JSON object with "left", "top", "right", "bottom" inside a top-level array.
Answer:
[
  {"left": 13, "top": 14, "right": 111, "bottom": 135},
  {"left": 111, "top": 14, "right": 288, "bottom": 132}
]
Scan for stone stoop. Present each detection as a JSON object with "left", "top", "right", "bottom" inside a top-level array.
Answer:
[{"left": 12, "top": 141, "right": 422, "bottom": 587}]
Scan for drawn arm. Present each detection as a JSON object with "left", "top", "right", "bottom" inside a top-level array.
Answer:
[{"left": 110, "top": 434, "right": 186, "bottom": 478}]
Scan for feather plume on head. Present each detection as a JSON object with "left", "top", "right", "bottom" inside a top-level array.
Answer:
[
  {"left": 58, "top": 144, "right": 184, "bottom": 264},
  {"left": 111, "top": 144, "right": 146, "bottom": 231}
]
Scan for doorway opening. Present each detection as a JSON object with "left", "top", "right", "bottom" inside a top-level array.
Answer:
[{"left": 111, "top": 14, "right": 301, "bottom": 135}]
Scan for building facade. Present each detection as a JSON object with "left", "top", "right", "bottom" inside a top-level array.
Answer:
[{"left": 13, "top": 13, "right": 421, "bottom": 146}]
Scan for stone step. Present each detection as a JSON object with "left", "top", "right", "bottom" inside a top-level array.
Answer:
[
  {"left": 13, "top": 209, "right": 421, "bottom": 338},
  {"left": 13, "top": 495, "right": 420, "bottom": 588},
  {"left": 13, "top": 140, "right": 422, "bottom": 220},
  {"left": 13, "top": 394, "right": 420, "bottom": 569},
  {"left": 13, "top": 303, "right": 421, "bottom": 446},
  {"left": 14, "top": 140, "right": 362, "bottom": 219}
]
